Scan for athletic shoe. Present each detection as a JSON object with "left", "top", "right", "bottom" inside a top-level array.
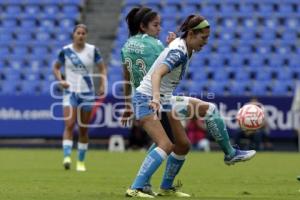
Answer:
[
  {"left": 143, "top": 184, "right": 157, "bottom": 196},
  {"left": 76, "top": 161, "right": 86, "bottom": 172},
  {"left": 297, "top": 176, "right": 300, "bottom": 181},
  {"left": 125, "top": 188, "right": 155, "bottom": 198},
  {"left": 63, "top": 156, "right": 71, "bottom": 170},
  {"left": 157, "top": 180, "right": 191, "bottom": 197},
  {"left": 224, "top": 148, "right": 256, "bottom": 165}
]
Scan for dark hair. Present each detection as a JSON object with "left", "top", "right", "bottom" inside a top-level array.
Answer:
[
  {"left": 178, "top": 15, "right": 209, "bottom": 38},
  {"left": 73, "top": 24, "right": 88, "bottom": 34},
  {"left": 126, "top": 7, "right": 159, "bottom": 37}
]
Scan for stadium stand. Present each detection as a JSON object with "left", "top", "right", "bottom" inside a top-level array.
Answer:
[
  {"left": 0, "top": 0, "right": 299, "bottom": 96},
  {"left": 109, "top": 0, "right": 300, "bottom": 96},
  {"left": 0, "top": 0, "right": 83, "bottom": 95}
]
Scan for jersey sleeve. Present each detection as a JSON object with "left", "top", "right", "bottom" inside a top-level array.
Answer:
[
  {"left": 162, "top": 49, "right": 186, "bottom": 71},
  {"left": 56, "top": 49, "right": 65, "bottom": 65},
  {"left": 94, "top": 47, "right": 103, "bottom": 64}
]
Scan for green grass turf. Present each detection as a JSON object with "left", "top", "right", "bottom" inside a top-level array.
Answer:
[{"left": 0, "top": 149, "right": 300, "bottom": 200}]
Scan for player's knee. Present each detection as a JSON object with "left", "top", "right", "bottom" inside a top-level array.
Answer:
[
  {"left": 175, "top": 139, "right": 191, "bottom": 154},
  {"left": 204, "top": 103, "right": 217, "bottom": 117},
  {"left": 157, "top": 141, "right": 173, "bottom": 154},
  {"left": 65, "top": 123, "right": 75, "bottom": 131}
]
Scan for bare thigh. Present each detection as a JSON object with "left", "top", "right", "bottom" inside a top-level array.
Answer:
[
  {"left": 167, "top": 112, "right": 191, "bottom": 155},
  {"left": 140, "top": 114, "right": 173, "bottom": 154},
  {"left": 63, "top": 106, "right": 77, "bottom": 139},
  {"left": 187, "top": 97, "right": 210, "bottom": 118}
]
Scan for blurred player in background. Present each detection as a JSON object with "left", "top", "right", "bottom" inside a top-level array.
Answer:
[
  {"left": 53, "top": 24, "right": 107, "bottom": 172},
  {"left": 292, "top": 82, "right": 300, "bottom": 181},
  {"left": 126, "top": 14, "right": 257, "bottom": 198},
  {"left": 120, "top": 7, "right": 177, "bottom": 197}
]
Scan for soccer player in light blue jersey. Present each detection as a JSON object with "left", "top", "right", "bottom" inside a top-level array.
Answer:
[
  {"left": 126, "top": 14, "right": 256, "bottom": 198},
  {"left": 121, "top": 7, "right": 187, "bottom": 198},
  {"left": 53, "top": 24, "right": 107, "bottom": 172}
]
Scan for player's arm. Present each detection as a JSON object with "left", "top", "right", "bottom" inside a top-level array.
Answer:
[
  {"left": 151, "top": 48, "right": 185, "bottom": 110},
  {"left": 96, "top": 61, "right": 107, "bottom": 96},
  {"left": 123, "top": 63, "right": 132, "bottom": 104},
  {"left": 150, "top": 64, "right": 169, "bottom": 110},
  {"left": 94, "top": 47, "right": 107, "bottom": 96},
  {"left": 121, "top": 62, "right": 133, "bottom": 126},
  {"left": 52, "top": 61, "right": 69, "bottom": 89}
]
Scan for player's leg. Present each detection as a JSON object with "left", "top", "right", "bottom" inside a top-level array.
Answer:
[
  {"left": 76, "top": 99, "right": 93, "bottom": 172},
  {"left": 62, "top": 105, "right": 77, "bottom": 170},
  {"left": 188, "top": 97, "right": 256, "bottom": 165},
  {"left": 158, "top": 112, "right": 191, "bottom": 197},
  {"left": 62, "top": 92, "right": 77, "bottom": 170},
  {"left": 126, "top": 114, "right": 173, "bottom": 198},
  {"left": 143, "top": 112, "right": 174, "bottom": 195}
]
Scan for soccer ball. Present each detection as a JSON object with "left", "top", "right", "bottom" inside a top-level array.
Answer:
[{"left": 236, "top": 104, "right": 265, "bottom": 131}]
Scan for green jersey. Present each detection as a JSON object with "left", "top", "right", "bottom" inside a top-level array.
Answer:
[{"left": 121, "top": 34, "right": 164, "bottom": 88}]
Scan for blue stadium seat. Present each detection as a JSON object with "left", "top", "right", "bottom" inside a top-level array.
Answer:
[
  {"left": 0, "top": 46, "right": 10, "bottom": 58},
  {"left": 251, "top": 81, "right": 269, "bottom": 96},
  {"left": 3, "top": 68, "right": 21, "bottom": 81},
  {"left": 276, "top": 68, "right": 293, "bottom": 80},
  {"left": 271, "top": 80, "right": 292, "bottom": 95},
  {"left": 60, "top": 0, "right": 83, "bottom": 6},
  {"left": 20, "top": 18, "right": 37, "bottom": 28},
  {"left": 234, "top": 68, "right": 250, "bottom": 81},
  {"left": 0, "top": 80, "right": 19, "bottom": 95},
  {"left": 254, "top": 68, "right": 272, "bottom": 81},
  {"left": 15, "top": 31, "right": 33, "bottom": 42},
  {"left": 23, "top": 5, "right": 41, "bottom": 17},
  {"left": 5, "top": 5, "right": 22, "bottom": 17},
  {"left": 1, "top": 18, "right": 17, "bottom": 28},
  {"left": 229, "top": 81, "right": 247, "bottom": 96},
  {"left": 207, "top": 81, "right": 226, "bottom": 95},
  {"left": 62, "top": 4, "right": 79, "bottom": 15}
]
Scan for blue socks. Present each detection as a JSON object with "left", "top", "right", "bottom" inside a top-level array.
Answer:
[
  {"left": 62, "top": 140, "right": 88, "bottom": 162},
  {"left": 160, "top": 152, "right": 186, "bottom": 189},
  {"left": 131, "top": 147, "right": 167, "bottom": 189},
  {"left": 77, "top": 142, "right": 88, "bottom": 162},
  {"left": 63, "top": 139, "right": 73, "bottom": 158}
]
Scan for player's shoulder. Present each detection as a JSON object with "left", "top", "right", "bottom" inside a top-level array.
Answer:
[
  {"left": 61, "top": 43, "right": 72, "bottom": 50},
  {"left": 85, "top": 43, "right": 96, "bottom": 50},
  {"left": 168, "top": 38, "right": 187, "bottom": 53},
  {"left": 142, "top": 34, "right": 163, "bottom": 45}
]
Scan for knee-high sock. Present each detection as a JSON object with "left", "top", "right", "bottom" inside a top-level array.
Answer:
[
  {"left": 77, "top": 142, "right": 88, "bottom": 162},
  {"left": 63, "top": 139, "right": 73, "bottom": 157},
  {"left": 144, "top": 143, "right": 157, "bottom": 187},
  {"left": 204, "top": 103, "right": 235, "bottom": 156},
  {"left": 160, "top": 152, "right": 186, "bottom": 189},
  {"left": 131, "top": 147, "right": 167, "bottom": 189}
]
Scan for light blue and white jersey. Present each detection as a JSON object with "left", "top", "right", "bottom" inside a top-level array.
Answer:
[
  {"left": 57, "top": 43, "right": 102, "bottom": 93},
  {"left": 137, "top": 38, "right": 191, "bottom": 102}
]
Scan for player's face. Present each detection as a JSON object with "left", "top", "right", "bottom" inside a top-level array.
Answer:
[
  {"left": 143, "top": 15, "right": 161, "bottom": 37},
  {"left": 73, "top": 27, "right": 87, "bottom": 45},
  {"left": 190, "top": 28, "right": 210, "bottom": 52}
]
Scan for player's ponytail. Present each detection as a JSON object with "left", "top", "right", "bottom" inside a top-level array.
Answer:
[{"left": 126, "top": 7, "right": 140, "bottom": 36}]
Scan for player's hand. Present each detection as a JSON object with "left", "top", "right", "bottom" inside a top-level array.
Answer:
[
  {"left": 149, "top": 99, "right": 160, "bottom": 111},
  {"left": 96, "top": 84, "right": 105, "bottom": 96},
  {"left": 166, "top": 32, "right": 177, "bottom": 45},
  {"left": 59, "top": 80, "right": 70, "bottom": 89},
  {"left": 121, "top": 106, "right": 133, "bottom": 127}
]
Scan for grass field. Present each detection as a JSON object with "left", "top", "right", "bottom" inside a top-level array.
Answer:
[{"left": 0, "top": 149, "right": 300, "bottom": 200}]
